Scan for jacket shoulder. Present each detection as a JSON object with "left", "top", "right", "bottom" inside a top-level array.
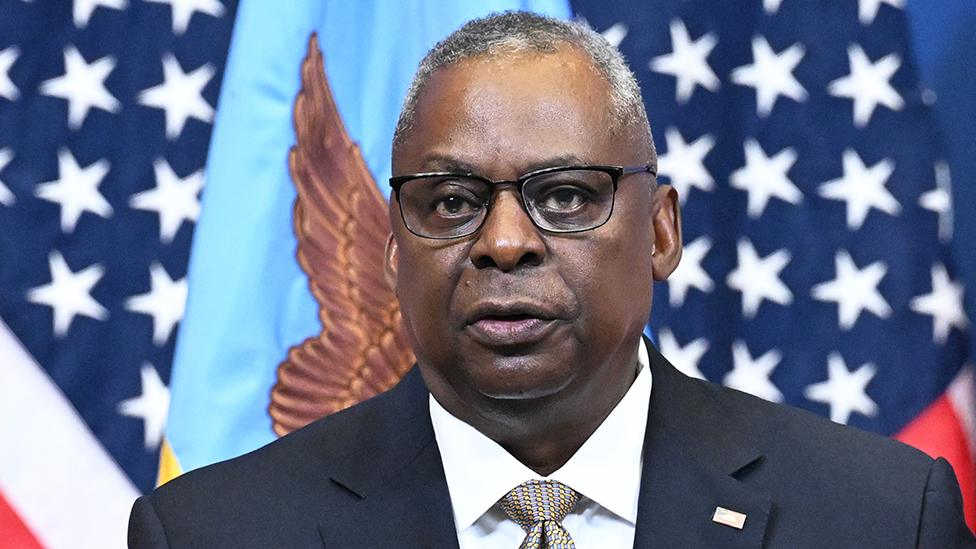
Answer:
[
  {"left": 136, "top": 373, "right": 424, "bottom": 547},
  {"left": 691, "top": 376, "right": 948, "bottom": 544}
]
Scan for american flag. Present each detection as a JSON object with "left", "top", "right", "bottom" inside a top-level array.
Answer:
[
  {"left": 0, "top": 0, "right": 236, "bottom": 546},
  {"left": 575, "top": 0, "right": 975, "bottom": 529}
]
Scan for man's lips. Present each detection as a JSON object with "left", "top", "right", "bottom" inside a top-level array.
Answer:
[{"left": 464, "top": 303, "right": 562, "bottom": 347}]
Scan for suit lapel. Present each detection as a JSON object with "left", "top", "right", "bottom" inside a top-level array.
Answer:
[
  {"left": 633, "top": 340, "right": 771, "bottom": 548},
  {"left": 317, "top": 368, "right": 460, "bottom": 548}
]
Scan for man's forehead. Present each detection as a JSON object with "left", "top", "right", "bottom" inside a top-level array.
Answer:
[
  {"left": 417, "top": 152, "right": 589, "bottom": 174},
  {"left": 396, "top": 47, "right": 623, "bottom": 172}
]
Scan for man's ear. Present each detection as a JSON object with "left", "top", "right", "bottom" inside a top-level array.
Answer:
[
  {"left": 650, "top": 184, "right": 682, "bottom": 281},
  {"left": 384, "top": 233, "right": 399, "bottom": 291}
]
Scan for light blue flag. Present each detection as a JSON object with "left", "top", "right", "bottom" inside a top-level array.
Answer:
[{"left": 166, "top": 0, "right": 571, "bottom": 475}]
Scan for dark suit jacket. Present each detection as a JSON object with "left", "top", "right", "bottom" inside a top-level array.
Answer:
[{"left": 129, "top": 342, "right": 975, "bottom": 548}]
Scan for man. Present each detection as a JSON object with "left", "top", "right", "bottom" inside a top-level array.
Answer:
[{"left": 129, "top": 12, "right": 974, "bottom": 548}]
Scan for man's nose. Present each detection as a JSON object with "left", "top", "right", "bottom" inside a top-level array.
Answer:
[{"left": 469, "top": 189, "right": 546, "bottom": 271}]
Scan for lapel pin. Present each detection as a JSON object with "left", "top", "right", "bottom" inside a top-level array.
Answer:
[{"left": 712, "top": 506, "right": 747, "bottom": 530}]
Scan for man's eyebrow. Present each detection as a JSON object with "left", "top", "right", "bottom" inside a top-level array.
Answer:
[
  {"left": 419, "top": 154, "right": 590, "bottom": 174},
  {"left": 521, "top": 155, "right": 588, "bottom": 173}
]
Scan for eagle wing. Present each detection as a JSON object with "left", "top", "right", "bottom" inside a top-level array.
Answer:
[{"left": 269, "top": 34, "right": 415, "bottom": 436}]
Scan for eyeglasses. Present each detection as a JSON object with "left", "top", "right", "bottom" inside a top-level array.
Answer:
[{"left": 389, "top": 165, "right": 655, "bottom": 239}]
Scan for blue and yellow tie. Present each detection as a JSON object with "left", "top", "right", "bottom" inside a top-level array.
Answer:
[{"left": 499, "top": 479, "right": 581, "bottom": 549}]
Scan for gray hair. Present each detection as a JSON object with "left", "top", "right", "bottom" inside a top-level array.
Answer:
[{"left": 392, "top": 11, "right": 654, "bottom": 157}]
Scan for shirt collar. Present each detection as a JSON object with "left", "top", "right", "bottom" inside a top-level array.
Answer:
[{"left": 429, "top": 340, "right": 652, "bottom": 531}]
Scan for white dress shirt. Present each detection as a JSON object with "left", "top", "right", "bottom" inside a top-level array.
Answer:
[{"left": 429, "top": 341, "right": 652, "bottom": 548}]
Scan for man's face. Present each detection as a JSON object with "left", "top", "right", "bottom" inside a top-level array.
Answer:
[{"left": 389, "top": 47, "right": 679, "bottom": 426}]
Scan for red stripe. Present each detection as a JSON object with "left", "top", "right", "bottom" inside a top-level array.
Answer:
[
  {"left": 895, "top": 394, "right": 976, "bottom": 532},
  {"left": 0, "top": 489, "right": 43, "bottom": 549}
]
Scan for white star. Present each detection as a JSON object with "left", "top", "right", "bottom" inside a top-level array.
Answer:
[
  {"left": 764, "top": 0, "right": 784, "bottom": 14},
  {"left": 726, "top": 239, "right": 793, "bottom": 318},
  {"left": 812, "top": 250, "right": 891, "bottom": 330},
  {"left": 73, "top": 0, "right": 127, "bottom": 28},
  {"left": 730, "top": 138, "right": 802, "bottom": 218},
  {"left": 731, "top": 36, "right": 807, "bottom": 117},
  {"left": 40, "top": 46, "right": 120, "bottom": 130},
  {"left": 0, "top": 148, "right": 14, "bottom": 206},
  {"left": 657, "top": 127, "right": 715, "bottom": 203},
  {"left": 138, "top": 54, "right": 215, "bottom": 140},
  {"left": 910, "top": 263, "right": 968, "bottom": 344},
  {"left": 130, "top": 159, "right": 204, "bottom": 243},
  {"left": 819, "top": 149, "right": 900, "bottom": 230},
  {"left": 27, "top": 251, "right": 108, "bottom": 337},
  {"left": 804, "top": 352, "right": 878, "bottom": 424},
  {"left": 918, "top": 161, "right": 953, "bottom": 243},
  {"left": 143, "top": 0, "right": 225, "bottom": 35},
  {"left": 35, "top": 149, "right": 113, "bottom": 233},
  {"left": 657, "top": 328, "right": 708, "bottom": 380},
  {"left": 600, "top": 22, "right": 628, "bottom": 48},
  {"left": 858, "top": 0, "right": 905, "bottom": 25},
  {"left": 117, "top": 363, "right": 170, "bottom": 450},
  {"left": 667, "top": 235, "right": 714, "bottom": 307},
  {"left": 125, "top": 262, "right": 188, "bottom": 346},
  {"left": 828, "top": 44, "right": 903, "bottom": 128},
  {"left": 649, "top": 19, "right": 720, "bottom": 104},
  {"left": 724, "top": 340, "right": 784, "bottom": 403},
  {"left": 0, "top": 46, "right": 20, "bottom": 101}
]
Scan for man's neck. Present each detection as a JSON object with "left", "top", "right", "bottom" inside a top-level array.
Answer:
[
  {"left": 499, "top": 411, "right": 617, "bottom": 476},
  {"left": 443, "top": 350, "right": 641, "bottom": 476}
]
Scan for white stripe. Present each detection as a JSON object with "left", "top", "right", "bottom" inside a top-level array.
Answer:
[
  {"left": 0, "top": 318, "right": 139, "bottom": 549},
  {"left": 948, "top": 364, "right": 976, "bottom": 457}
]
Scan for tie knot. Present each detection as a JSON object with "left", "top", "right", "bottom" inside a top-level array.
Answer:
[{"left": 499, "top": 480, "right": 581, "bottom": 532}]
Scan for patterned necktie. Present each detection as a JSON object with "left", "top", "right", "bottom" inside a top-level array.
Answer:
[{"left": 499, "top": 479, "right": 581, "bottom": 549}]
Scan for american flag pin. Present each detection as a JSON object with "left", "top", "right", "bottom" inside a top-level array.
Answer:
[{"left": 712, "top": 506, "right": 747, "bottom": 530}]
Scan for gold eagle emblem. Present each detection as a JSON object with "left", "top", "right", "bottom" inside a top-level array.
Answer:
[{"left": 269, "top": 34, "right": 415, "bottom": 436}]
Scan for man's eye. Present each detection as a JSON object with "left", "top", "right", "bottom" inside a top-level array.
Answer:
[
  {"left": 433, "top": 194, "right": 481, "bottom": 217},
  {"left": 538, "top": 186, "right": 589, "bottom": 212}
]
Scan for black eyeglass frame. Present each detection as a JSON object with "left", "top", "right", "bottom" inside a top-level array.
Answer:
[{"left": 388, "top": 164, "right": 656, "bottom": 240}]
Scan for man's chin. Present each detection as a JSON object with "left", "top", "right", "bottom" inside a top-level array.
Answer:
[{"left": 465, "top": 358, "right": 577, "bottom": 402}]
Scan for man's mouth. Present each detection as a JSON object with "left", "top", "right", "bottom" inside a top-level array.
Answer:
[{"left": 465, "top": 303, "right": 561, "bottom": 347}]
